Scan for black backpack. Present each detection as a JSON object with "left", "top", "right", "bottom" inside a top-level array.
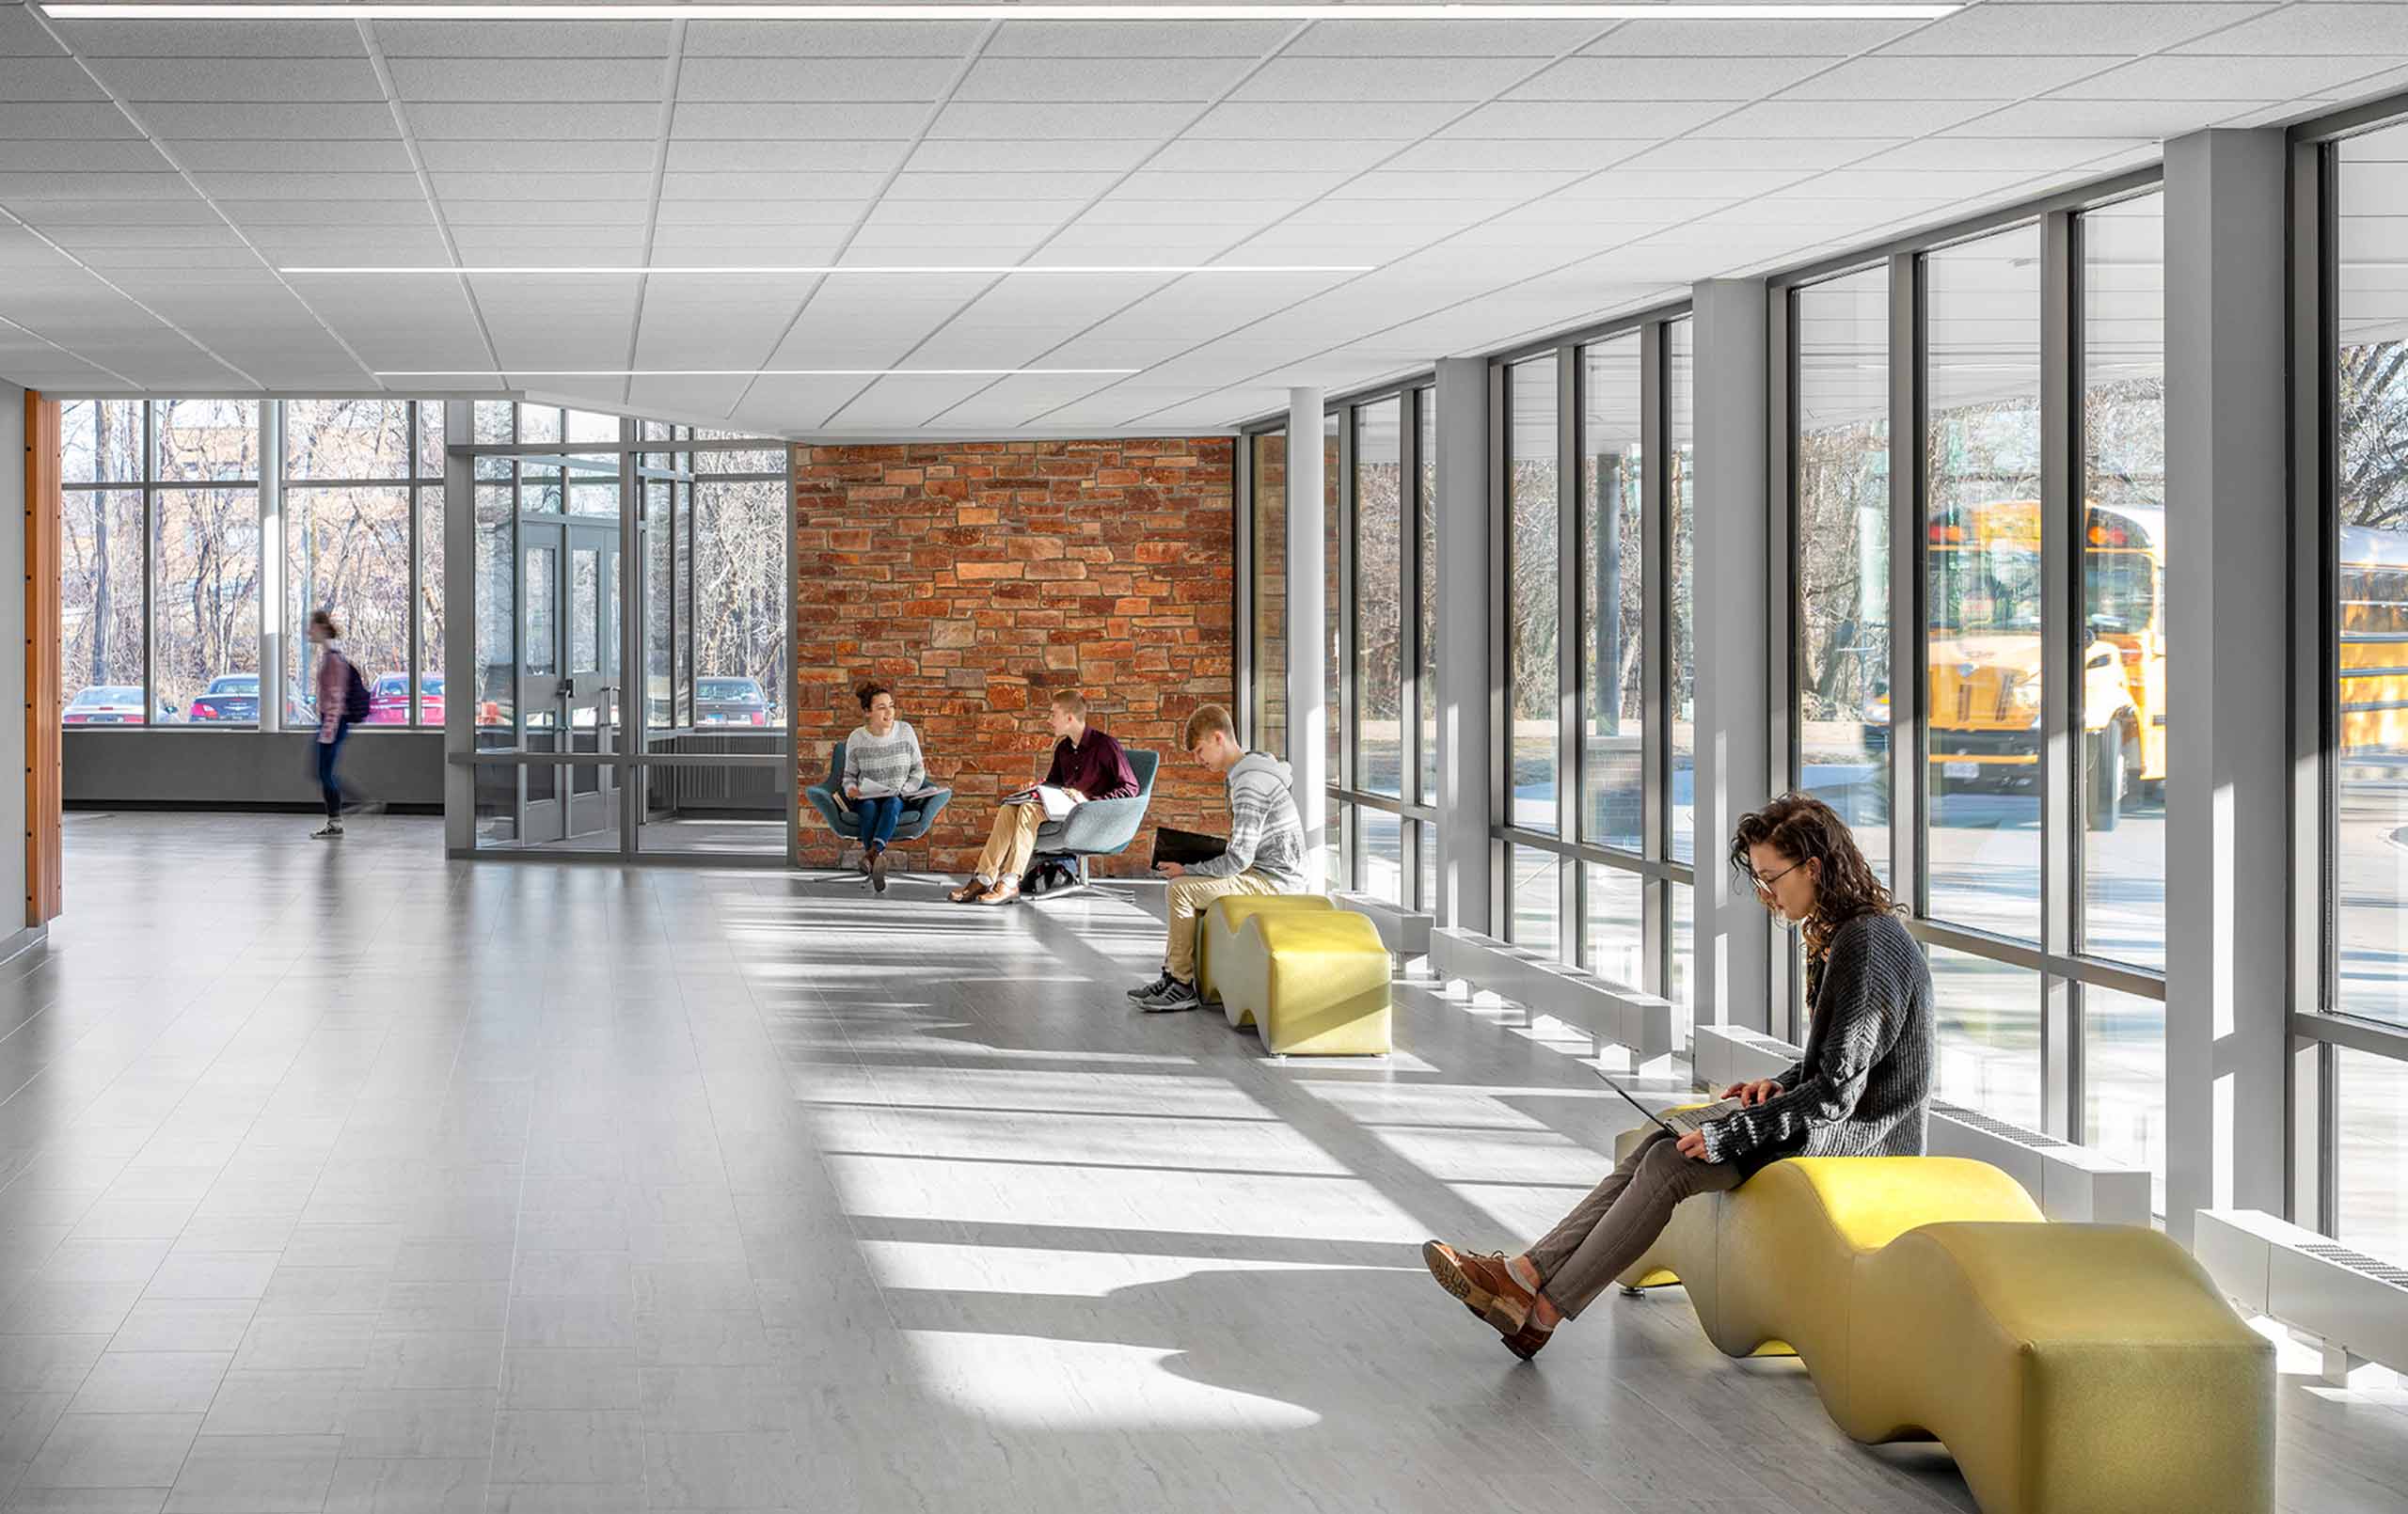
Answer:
[{"left": 341, "top": 656, "right": 372, "bottom": 722}]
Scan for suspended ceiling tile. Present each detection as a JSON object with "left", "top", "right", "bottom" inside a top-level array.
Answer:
[
  {"left": 388, "top": 57, "right": 667, "bottom": 103},
  {"left": 411, "top": 103, "right": 658, "bottom": 141},
  {"left": 141, "top": 103, "right": 401, "bottom": 139},
  {"left": 0, "top": 102, "right": 144, "bottom": 139},
  {"left": 673, "top": 103, "right": 932, "bottom": 140},
  {"left": 86, "top": 56, "right": 383, "bottom": 103},
  {"left": 1880, "top": 4, "right": 2274, "bottom": 56},
  {"left": 53, "top": 18, "right": 360, "bottom": 58},
  {"left": 1510, "top": 55, "right": 1834, "bottom": 100}
]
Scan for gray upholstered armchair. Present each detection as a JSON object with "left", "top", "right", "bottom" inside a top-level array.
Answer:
[{"left": 1023, "top": 749, "right": 1159, "bottom": 893}]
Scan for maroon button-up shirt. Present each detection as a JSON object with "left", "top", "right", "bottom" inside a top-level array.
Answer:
[{"left": 1043, "top": 726, "right": 1139, "bottom": 800}]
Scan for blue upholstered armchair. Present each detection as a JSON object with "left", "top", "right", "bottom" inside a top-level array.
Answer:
[
  {"left": 1024, "top": 749, "right": 1159, "bottom": 891},
  {"left": 802, "top": 744, "right": 953, "bottom": 865}
]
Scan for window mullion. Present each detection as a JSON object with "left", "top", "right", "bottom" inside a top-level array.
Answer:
[
  {"left": 1640, "top": 320, "right": 1670, "bottom": 999},
  {"left": 2041, "top": 207, "right": 2079, "bottom": 1141},
  {"left": 1558, "top": 346, "right": 1581, "bottom": 958},
  {"left": 1888, "top": 252, "right": 1927, "bottom": 919}
]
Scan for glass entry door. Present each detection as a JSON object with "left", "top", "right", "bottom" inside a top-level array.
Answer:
[{"left": 518, "top": 519, "right": 620, "bottom": 844}]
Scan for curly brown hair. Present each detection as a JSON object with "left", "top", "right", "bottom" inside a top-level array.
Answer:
[
  {"left": 1727, "top": 792, "right": 1896, "bottom": 969},
  {"left": 855, "top": 681, "right": 892, "bottom": 711}
]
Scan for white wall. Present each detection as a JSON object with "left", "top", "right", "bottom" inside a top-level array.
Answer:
[{"left": 0, "top": 384, "right": 30, "bottom": 946}]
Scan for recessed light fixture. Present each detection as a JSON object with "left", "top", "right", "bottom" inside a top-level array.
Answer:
[
  {"left": 287, "top": 263, "right": 1372, "bottom": 276},
  {"left": 374, "top": 367, "right": 1139, "bottom": 376},
  {"left": 40, "top": 5, "right": 1963, "bottom": 21}
]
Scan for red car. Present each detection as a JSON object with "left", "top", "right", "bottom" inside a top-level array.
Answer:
[{"left": 364, "top": 673, "right": 444, "bottom": 724}]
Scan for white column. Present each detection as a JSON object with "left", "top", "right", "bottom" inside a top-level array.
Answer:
[
  {"left": 2163, "top": 128, "right": 2290, "bottom": 1243},
  {"left": 1432, "top": 356, "right": 1492, "bottom": 933},
  {"left": 1286, "top": 386, "right": 1327, "bottom": 891},
  {"left": 1690, "top": 279, "right": 1774, "bottom": 1033}
]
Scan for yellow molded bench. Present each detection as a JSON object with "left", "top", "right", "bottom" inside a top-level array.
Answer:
[
  {"left": 1202, "top": 897, "right": 1390, "bottom": 1055},
  {"left": 1612, "top": 1129, "right": 2273, "bottom": 1514},
  {"left": 1196, "top": 893, "right": 1331, "bottom": 1007}
]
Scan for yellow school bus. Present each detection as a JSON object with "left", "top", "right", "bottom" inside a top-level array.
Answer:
[
  {"left": 2339, "top": 524, "right": 2408, "bottom": 757},
  {"left": 1920, "top": 498, "right": 2166, "bottom": 831}
]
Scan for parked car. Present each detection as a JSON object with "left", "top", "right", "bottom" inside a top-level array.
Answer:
[
  {"left": 185, "top": 673, "right": 261, "bottom": 725},
  {"left": 365, "top": 673, "right": 444, "bottom": 725},
  {"left": 696, "top": 676, "right": 773, "bottom": 727},
  {"left": 64, "top": 685, "right": 178, "bottom": 724}
]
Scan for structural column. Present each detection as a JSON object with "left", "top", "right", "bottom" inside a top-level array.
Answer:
[
  {"left": 1432, "top": 356, "right": 1493, "bottom": 933},
  {"left": 2163, "top": 128, "right": 2290, "bottom": 1243},
  {"left": 1690, "top": 279, "right": 1774, "bottom": 1033},
  {"left": 1286, "top": 386, "right": 1327, "bottom": 891}
]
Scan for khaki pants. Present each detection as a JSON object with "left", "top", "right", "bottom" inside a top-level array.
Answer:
[
  {"left": 970, "top": 803, "right": 1044, "bottom": 885},
  {"left": 1526, "top": 1128, "right": 1742, "bottom": 1319},
  {"left": 1164, "top": 871, "right": 1282, "bottom": 981}
]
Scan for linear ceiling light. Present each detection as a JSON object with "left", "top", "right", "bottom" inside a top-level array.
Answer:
[
  {"left": 278, "top": 261, "right": 1368, "bottom": 274},
  {"left": 374, "top": 367, "right": 1139, "bottom": 375},
  {"left": 40, "top": 5, "right": 1964, "bottom": 21},
  {"left": 285, "top": 263, "right": 1369, "bottom": 276}
]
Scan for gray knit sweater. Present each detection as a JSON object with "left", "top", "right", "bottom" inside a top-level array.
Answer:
[
  {"left": 841, "top": 721, "right": 926, "bottom": 798},
  {"left": 1697, "top": 910, "right": 1934, "bottom": 1177}
]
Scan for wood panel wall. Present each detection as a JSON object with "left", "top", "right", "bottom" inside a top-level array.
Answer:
[{"left": 24, "top": 392, "right": 60, "bottom": 927}]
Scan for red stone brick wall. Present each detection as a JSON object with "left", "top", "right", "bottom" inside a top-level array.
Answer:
[{"left": 791, "top": 438, "right": 1235, "bottom": 876}]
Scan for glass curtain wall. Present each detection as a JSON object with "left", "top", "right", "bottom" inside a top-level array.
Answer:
[
  {"left": 1493, "top": 314, "right": 1698, "bottom": 1023},
  {"left": 1782, "top": 186, "right": 2173, "bottom": 1205},
  {"left": 1248, "top": 429, "right": 1289, "bottom": 759},
  {"left": 57, "top": 398, "right": 443, "bottom": 734},
  {"left": 2319, "top": 116, "right": 2408, "bottom": 1261},
  {"left": 1302, "top": 383, "right": 1439, "bottom": 909}
]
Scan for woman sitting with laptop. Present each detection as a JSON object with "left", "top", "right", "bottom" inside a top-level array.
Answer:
[{"left": 1420, "top": 794, "right": 1934, "bottom": 1361}]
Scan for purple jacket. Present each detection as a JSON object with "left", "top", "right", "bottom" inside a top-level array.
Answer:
[{"left": 1043, "top": 726, "right": 1138, "bottom": 800}]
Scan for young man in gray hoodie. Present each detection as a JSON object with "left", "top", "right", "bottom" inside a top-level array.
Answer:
[{"left": 1133, "top": 702, "right": 1310, "bottom": 1013}]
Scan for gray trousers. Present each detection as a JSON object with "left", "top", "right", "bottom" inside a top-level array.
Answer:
[{"left": 1528, "top": 1128, "right": 1744, "bottom": 1319}]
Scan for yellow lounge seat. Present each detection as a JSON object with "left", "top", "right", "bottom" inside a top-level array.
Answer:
[
  {"left": 1609, "top": 1130, "right": 2273, "bottom": 1514},
  {"left": 1196, "top": 893, "right": 1332, "bottom": 1006},
  {"left": 1211, "top": 907, "right": 1391, "bottom": 1055}
]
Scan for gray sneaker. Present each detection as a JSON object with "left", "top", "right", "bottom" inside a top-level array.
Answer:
[
  {"left": 1141, "top": 979, "right": 1201, "bottom": 1014},
  {"left": 1126, "top": 972, "right": 1173, "bottom": 1002}
]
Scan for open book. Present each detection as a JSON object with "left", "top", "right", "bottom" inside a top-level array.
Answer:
[
  {"left": 1001, "top": 783, "right": 1080, "bottom": 821},
  {"left": 853, "top": 779, "right": 943, "bottom": 801}
]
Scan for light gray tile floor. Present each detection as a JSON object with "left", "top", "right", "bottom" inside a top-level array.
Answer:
[{"left": 0, "top": 812, "right": 2400, "bottom": 1512}]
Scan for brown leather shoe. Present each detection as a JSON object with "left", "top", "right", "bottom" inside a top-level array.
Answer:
[
  {"left": 1421, "top": 1240, "right": 1535, "bottom": 1335},
  {"left": 948, "top": 877, "right": 989, "bottom": 904},
  {"left": 1500, "top": 1319, "right": 1553, "bottom": 1361},
  {"left": 974, "top": 880, "right": 1022, "bottom": 907}
]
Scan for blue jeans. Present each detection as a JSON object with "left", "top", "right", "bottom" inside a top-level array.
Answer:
[
  {"left": 847, "top": 794, "right": 902, "bottom": 850},
  {"left": 318, "top": 721, "right": 351, "bottom": 818}
]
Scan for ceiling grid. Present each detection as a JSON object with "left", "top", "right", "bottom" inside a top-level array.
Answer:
[{"left": 3, "top": 0, "right": 2405, "bottom": 431}]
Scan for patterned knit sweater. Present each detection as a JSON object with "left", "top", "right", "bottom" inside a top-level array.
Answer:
[
  {"left": 1698, "top": 910, "right": 1935, "bottom": 1177},
  {"left": 842, "top": 722, "right": 927, "bottom": 798},
  {"left": 1186, "top": 751, "right": 1307, "bottom": 891}
]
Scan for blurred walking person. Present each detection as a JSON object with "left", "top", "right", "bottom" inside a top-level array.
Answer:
[{"left": 309, "top": 610, "right": 370, "bottom": 838}]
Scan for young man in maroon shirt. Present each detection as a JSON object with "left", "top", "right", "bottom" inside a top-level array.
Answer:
[{"left": 951, "top": 690, "right": 1140, "bottom": 905}]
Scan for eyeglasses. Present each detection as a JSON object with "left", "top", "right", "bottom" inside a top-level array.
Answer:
[{"left": 1751, "top": 860, "right": 1805, "bottom": 896}]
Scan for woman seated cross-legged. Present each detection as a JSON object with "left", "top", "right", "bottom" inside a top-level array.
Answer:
[
  {"left": 841, "top": 682, "right": 926, "bottom": 894},
  {"left": 1421, "top": 793, "right": 1935, "bottom": 1361}
]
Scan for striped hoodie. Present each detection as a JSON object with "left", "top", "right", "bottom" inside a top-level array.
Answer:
[{"left": 1187, "top": 751, "right": 1307, "bottom": 892}]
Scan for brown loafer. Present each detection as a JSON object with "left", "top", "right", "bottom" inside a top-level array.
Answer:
[
  {"left": 974, "top": 881, "right": 1022, "bottom": 907},
  {"left": 1421, "top": 1240, "right": 1535, "bottom": 1335},
  {"left": 948, "top": 878, "right": 989, "bottom": 904}
]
